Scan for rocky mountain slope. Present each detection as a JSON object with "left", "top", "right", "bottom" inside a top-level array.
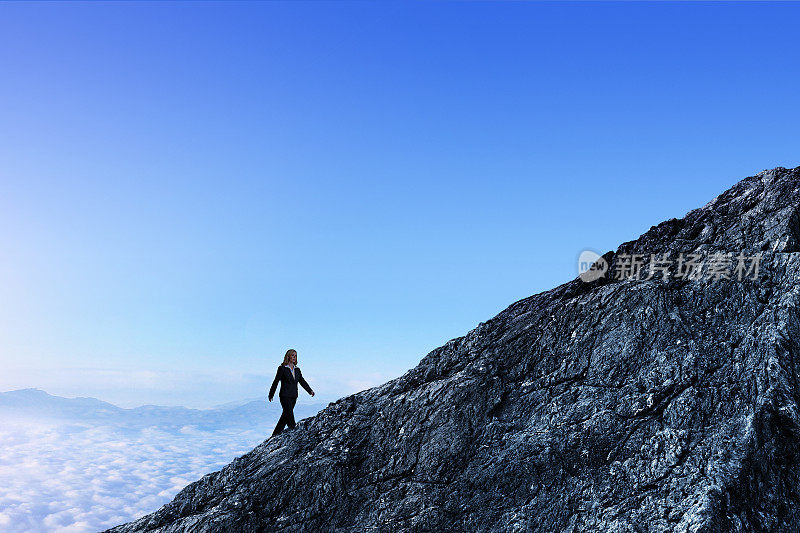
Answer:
[{"left": 109, "top": 166, "right": 800, "bottom": 532}]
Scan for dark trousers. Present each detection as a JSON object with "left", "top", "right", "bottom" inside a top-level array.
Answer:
[{"left": 272, "top": 396, "right": 297, "bottom": 436}]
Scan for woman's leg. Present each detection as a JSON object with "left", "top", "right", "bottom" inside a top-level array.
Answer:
[
  {"left": 285, "top": 396, "right": 297, "bottom": 429},
  {"left": 272, "top": 397, "right": 292, "bottom": 436},
  {"left": 272, "top": 413, "right": 286, "bottom": 436}
]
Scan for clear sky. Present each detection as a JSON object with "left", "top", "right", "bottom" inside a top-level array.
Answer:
[{"left": 1, "top": 1, "right": 798, "bottom": 407}]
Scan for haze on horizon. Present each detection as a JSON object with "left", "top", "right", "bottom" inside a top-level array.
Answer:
[{"left": 1, "top": 2, "right": 799, "bottom": 408}]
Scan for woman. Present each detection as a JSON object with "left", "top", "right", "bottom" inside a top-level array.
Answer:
[{"left": 268, "top": 348, "right": 315, "bottom": 436}]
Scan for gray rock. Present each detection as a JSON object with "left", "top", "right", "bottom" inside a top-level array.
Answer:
[{"left": 107, "top": 166, "right": 800, "bottom": 532}]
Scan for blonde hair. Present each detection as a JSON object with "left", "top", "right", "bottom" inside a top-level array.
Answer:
[{"left": 282, "top": 349, "right": 297, "bottom": 365}]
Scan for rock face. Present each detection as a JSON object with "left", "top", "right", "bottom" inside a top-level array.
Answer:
[{"left": 108, "top": 166, "right": 800, "bottom": 532}]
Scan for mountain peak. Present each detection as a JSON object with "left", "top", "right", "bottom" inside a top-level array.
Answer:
[
  {"left": 558, "top": 165, "right": 800, "bottom": 299},
  {"left": 623, "top": 165, "right": 800, "bottom": 255},
  {"left": 5, "top": 388, "right": 51, "bottom": 396},
  {"left": 108, "top": 166, "right": 800, "bottom": 532}
]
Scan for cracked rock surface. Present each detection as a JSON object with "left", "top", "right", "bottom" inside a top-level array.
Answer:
[{"left": 108, "top": 166, "right": 800, "bottom": 532}]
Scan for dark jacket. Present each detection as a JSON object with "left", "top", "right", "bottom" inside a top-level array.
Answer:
[{"left": 269, "top": 365, "right": 313, "bottom": 400}]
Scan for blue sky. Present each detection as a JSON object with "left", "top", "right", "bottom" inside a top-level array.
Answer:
[{"left": 1, "top": 1, "right": 798, "bottom": 407}]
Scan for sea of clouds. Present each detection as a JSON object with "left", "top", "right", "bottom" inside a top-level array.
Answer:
[{"left": 0, "top": 390, "right": 324, "bottom": 532}]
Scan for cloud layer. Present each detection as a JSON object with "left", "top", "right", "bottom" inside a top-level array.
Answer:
[{"left": 0, "top": 391, "right": 324, "bottom": 532}]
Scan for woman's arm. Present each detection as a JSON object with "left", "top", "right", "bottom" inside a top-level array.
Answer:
[
  {"left": 297, "top": 369, "right": 314, "bottom": 396},
  {"left": 268, "top": 366, "right": 281, "bottom": 401}
]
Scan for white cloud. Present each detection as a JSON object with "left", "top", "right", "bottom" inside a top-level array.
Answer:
[{"left": 0, "top": 395, "right": 325, "bottom": 533}]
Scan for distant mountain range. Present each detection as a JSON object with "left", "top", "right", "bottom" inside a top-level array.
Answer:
[{"left": 0, "top": 388, "right": 326, "bottom": 432}]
